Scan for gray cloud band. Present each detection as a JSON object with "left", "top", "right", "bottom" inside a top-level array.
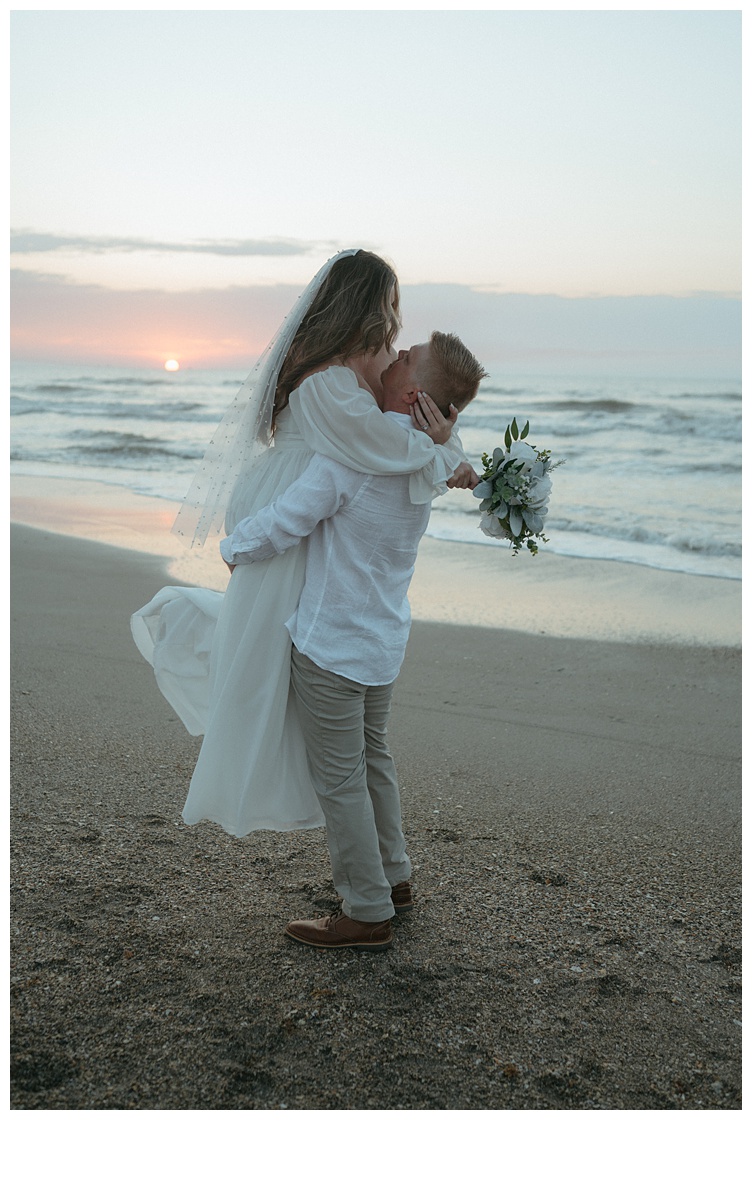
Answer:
[{"left": 10, "top": 231, "right": 328, "bottom": 257}]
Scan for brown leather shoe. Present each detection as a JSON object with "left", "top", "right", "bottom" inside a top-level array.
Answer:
[
  {"left": 391, "top": 881, "right": 414, "bottom": 912},
  {"left": 285, "top": 911, "right": 392, "bottom": 951}
]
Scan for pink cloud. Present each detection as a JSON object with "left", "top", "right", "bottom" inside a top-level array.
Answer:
[{"left": 11, "top": 270, "right": 740, "bottom": 376}]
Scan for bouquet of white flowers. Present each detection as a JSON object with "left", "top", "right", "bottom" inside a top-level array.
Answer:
[{"left": 473, "top": 419, "right": 560, "bottom": 555}]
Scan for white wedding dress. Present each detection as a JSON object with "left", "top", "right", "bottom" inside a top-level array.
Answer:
[{"left": 132, "top": 366, "right": 463, "bottom": 836}]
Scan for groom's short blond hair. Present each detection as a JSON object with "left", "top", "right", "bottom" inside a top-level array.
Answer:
[{"left": 421, "top": 332, "right": 488, "bottom": 416}]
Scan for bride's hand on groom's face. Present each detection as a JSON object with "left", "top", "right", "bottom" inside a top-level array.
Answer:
[{"left": 410, "top": 392, "right": 457, "bottom": 445}]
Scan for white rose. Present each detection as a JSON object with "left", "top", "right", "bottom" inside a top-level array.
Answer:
[
  {"left": 479, "top": 512, "right": 508, "bottom": 540},
  {"left": 507, "top": 441, "right": 538, "bottom": 466}
]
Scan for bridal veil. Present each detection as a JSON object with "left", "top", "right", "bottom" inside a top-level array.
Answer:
[{"left": 172, "top": 248, "right": 360, "bottom": 547}]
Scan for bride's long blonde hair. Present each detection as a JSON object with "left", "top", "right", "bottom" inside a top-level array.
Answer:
[{"left": 274, "top": 250, "right": 401, "bottom": 416}]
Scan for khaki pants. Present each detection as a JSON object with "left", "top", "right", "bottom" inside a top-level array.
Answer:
[{"left": 290, "top": 647, "right": 411, "bottom": 922}]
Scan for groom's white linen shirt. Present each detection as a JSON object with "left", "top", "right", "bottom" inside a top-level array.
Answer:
[{"left": 220, "top": 412, "right": 431, "bottom": 686}]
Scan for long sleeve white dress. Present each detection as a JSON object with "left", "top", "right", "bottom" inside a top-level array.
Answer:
[{"left": 131, "top": 366, "right": 464, "bottom": 836}]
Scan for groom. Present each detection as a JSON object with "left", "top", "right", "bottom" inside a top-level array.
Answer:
[{"left": 220, "top": 332, "right": 487, "bottom": 950}]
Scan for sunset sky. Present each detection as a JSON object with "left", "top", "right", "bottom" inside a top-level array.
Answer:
[{"left": 10, "top": 6, "right": 742, "bottom": 372}]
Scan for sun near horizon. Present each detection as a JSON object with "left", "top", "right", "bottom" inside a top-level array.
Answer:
[{"left": 164, "top": 359, "right": 180, "bottom": 371}]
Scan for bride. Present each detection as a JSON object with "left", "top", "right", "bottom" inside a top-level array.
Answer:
[{"left": 132, "top": 249, "right": 467, "bottom": 836}]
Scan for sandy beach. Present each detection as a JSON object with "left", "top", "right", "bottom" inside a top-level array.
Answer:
[{"left": 9, "top": 500, "right": 741, "bottom": 1110}]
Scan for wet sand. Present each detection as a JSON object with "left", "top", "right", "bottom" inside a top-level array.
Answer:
[{"left": 10, "top": 522, "right": 741, "bottom": 1109}]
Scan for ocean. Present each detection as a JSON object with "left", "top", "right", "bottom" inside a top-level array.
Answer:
[{"left": 10, "top": 361, "right": 742, "bottom": 580}]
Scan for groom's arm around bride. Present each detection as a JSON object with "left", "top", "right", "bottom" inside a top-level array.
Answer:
[{"left": 221, "top": 332, "right": 487, "bottom": 951}]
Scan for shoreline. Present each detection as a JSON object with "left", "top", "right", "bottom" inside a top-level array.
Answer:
[
  {"left": 10, "top": 524, "right": 742, "bottom": 1110},
  {"left": 10, "top": 474, "right": 741, "bottom": 647}
]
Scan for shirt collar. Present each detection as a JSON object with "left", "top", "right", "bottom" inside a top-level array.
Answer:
[{"left": 384, "top": 410, "right": 414, "bottom": 428}]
